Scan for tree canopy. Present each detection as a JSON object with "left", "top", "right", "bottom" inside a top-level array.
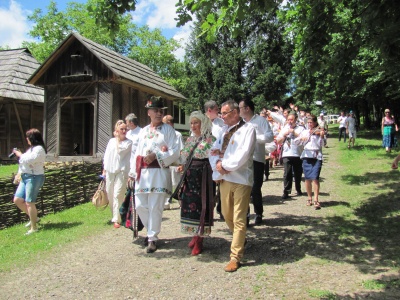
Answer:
[
  {"left": 175, "top": 0, "right": 400, "bottom": 124},
  {"left": 2, "top": 0, "right": 399, "bottom": 125}
]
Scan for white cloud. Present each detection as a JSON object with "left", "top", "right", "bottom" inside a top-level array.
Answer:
[
  {"left": 131, "top": 0, "right": 194, "bottom": 61},
  {"left": 0, "top": 0, "right": 33, "bottom": 48},
  {"left": 131, "top": 0, "right": 181, "bottom": 29},
  {"left": 173, "top": 24, "right": 193, "bottom": 61}
]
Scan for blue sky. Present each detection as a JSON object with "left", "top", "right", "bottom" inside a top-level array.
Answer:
[{"left": 0, "top": 0, "right": 192, "bottom": 58}]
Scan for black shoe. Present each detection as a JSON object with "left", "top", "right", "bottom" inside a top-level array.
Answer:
[
  {"left": 143, "top": 236, "right": 149, "bottom": 246},
  {"left": 254, "top": 215, "right": 262, "bottom": 225},
  {"left": 146, "top": 241, "right": 157, "bottom": 253},
  {"left": 296, "top": 191, "right": 303, "bottom": 196},
  {"left": 246, "top": 215, "right": 250, "bottom": 226},
  {"left": 219, "top": 213, "right": 225, "bottom": 221},
  {"left": 282, "top": 193, "right": 289, "bottom": 200}
]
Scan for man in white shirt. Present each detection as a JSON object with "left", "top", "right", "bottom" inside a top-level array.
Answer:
[
  {"left": 337, "top": 111, "right": 347, "bottom": 142},
  {"left": 239, "top": 99, "right": 273, "bottom": 225},
  {"left": 204, "top": 100, "right": 225, "bottom": 219},
  {"left": 129, "top": 97, "right": 180, "bottom": 253},
  {"left": 125, "top": 113, "right": 141, "bottom": 171},
  {"left": 345, "top": 112, "right": 357, "bottom": 148},
  {"left": 317, "top": 113, "right": 328, "bottom": 147},
  {"left": 276, "top": 112, "right": 305, "bottom": 199},
  {"left": 210, "top": 100, "right": 256, "bottom": 272},
  {"left": 204, "top": 100, "right": 225, "bottom": 138},
  {"left": 162, "top": 115, "right": 184, "bottom": 209}
]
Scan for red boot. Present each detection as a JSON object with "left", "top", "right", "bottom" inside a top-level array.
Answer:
[
  {"left": 191, "top": 237, "right": 203, "bottom": 256},
  {"left": 188, "top": 236, "right": 198, "bottom": 249}
]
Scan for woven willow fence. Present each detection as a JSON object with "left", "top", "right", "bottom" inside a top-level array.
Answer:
[{"left": 0, "top": 161, "right": 102, "bottom": 229}]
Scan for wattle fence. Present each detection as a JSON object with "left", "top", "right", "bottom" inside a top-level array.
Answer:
[{"left": 0, "top": 161, "right": 102, "bottom": 229}]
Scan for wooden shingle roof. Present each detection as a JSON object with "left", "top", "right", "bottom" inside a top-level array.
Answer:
[
  {"left": 0, "top": 49, "right": 44, "bottom": 103},
  {"left": 28, "top": 32, "right": 186, "bottom": 101}
]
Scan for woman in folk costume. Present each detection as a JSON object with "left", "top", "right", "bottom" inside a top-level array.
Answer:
[
  {"left": 103, "top": 120, "right": 132, "bottom": 228},
  {"left": 172, "top": 111, "right": 215, "bottom": 256},
  {"left": 130, "top": 96, "right": 180, "bottom": 253}
]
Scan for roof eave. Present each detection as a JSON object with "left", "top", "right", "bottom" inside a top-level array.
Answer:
[{"left": 116, "top": 78, "right": 186, "bottom": 101}]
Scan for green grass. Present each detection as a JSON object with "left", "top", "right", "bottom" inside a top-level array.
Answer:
[
  {"left": 323, "top": 128, "right": 400, "bottom": 270},
  {"left": 361, "top": 279, "right": 386, "bottom": 290},
  {"left": 0, "top": 202, "right": 110, "bottom": 272},
  {"left": 0, "top": 164, "right": 18, "bottom": 178},
  {"left": 307, "top": 289, "right": 337, "bottom": 299}
]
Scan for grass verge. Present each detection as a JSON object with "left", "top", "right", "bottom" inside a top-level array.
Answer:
[{"left": 0, "top": 203, "right": 110, "bottom": 273}]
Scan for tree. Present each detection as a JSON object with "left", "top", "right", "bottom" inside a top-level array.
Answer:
[
  {"left": 22, "top": 0, "right": 137, "bottom": 62},
  {"left": 176, "top": 0, "right": 281, "bottom": 41},
  {"left": 181, "top": 5, "right": 292, "bottom": 112},
  {"left": 87, "top": 0, "right": 136, "bottom": 31},
  {"left": 127, "top": 26, "right": 185, "bottom": 81},
  {"left": 282, "top": 0, "right": 400, "bottom": 126}
]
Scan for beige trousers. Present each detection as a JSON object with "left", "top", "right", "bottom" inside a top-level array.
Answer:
[{"left": 220, "top": 180, "right": 251, "bottom": 262}]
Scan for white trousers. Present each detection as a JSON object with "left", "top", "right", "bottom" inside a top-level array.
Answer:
[
  {"left": 135, "top": 193, "right": 165, "bottom": 241},
  {"left": 165, "top": 167, "right": 181, "bottom": 205},
  {"left": 106, "top": 171, "right": 127, "bottom": 223}
]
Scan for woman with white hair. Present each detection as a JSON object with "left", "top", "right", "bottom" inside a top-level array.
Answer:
[{"left": 172, "top": 111, "right": 216, "bottom": 256}]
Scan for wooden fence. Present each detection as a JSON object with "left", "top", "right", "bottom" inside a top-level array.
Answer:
[{"left": 0, "top": 161, "right": 102, "bottom": 229}]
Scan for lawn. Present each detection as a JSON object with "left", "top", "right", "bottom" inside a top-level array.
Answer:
[{"left": 0, "top": 164, "right": 18, "bottom": 178}]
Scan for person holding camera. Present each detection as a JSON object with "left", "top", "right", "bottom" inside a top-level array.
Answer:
[{"left": 12, "top": 128, "right": 47, "bottom": 235}]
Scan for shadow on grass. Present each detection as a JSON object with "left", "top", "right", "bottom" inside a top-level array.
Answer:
[
  {"left": 350, "top": 144, "right": 383, "bottom": 151},
  {"left": 41, "top": 221, "right": 83, "bottom": 230},
  {"left": 342, "top": 171, "right": 397, "bottom": 185}
]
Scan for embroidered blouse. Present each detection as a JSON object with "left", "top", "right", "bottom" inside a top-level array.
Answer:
[{"left": 180, "top": 136, "right": 215, "bottom": 164}]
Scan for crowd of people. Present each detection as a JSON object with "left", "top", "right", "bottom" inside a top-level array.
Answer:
[
  {"left": 11, "top": 97, "right": 398, "bottom": 272},
  {"left": 107, "top": 97, "right": 329, "bottom": 272}
]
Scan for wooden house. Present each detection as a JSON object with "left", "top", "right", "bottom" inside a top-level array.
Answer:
[
  {"left": 0, "top": 49, "right": 44, "bottom": 160},
  {"left": 27, "top": 32, "right": 186, "bottom": 159}
]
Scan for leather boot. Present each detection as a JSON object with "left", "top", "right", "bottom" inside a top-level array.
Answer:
[
  {"left": 191, "top": 237, "right": 203, "bottom": 256},
  {"left": 188, "top": 236, "right": 198, "bottom": 249}
]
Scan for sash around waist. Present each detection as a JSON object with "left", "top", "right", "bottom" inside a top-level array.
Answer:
[
  {"left": 135, "top": 155, "right": 160, "bottom": 182},
  {"left": 190, "top": 158, "right": 209, "bottom": 166}
]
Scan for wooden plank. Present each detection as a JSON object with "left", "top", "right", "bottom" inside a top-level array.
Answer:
[
  {"left": 93, "top": 84, "right": 98, "bottom": 156},
  {"left": 43, "top": 89, "right": 47, "bottom": 144},
  {"left": 56, "top": 86, "right": 61, "bottom": 156},
  {"left": 12, "top": 101, "right": 27, "bottom": 149}
]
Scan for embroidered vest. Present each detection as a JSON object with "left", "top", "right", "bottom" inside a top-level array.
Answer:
[{"left": 221, "top": 119, "right": 245, "bottom": 153}]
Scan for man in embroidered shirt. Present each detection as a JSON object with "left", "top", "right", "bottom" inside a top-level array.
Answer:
[
  {"left": 129, "top": 96, "right": 180, "bottom": 253},
  {"left": 210, "top": 99, "right": 256, "bottom": 272},
  {"left": 239, "top": 99, "right": 273, "bottom": 225}
]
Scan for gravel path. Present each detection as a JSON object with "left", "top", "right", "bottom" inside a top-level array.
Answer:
[{"left": 0, "top": 139, "right": 398, "bottom": 299}]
